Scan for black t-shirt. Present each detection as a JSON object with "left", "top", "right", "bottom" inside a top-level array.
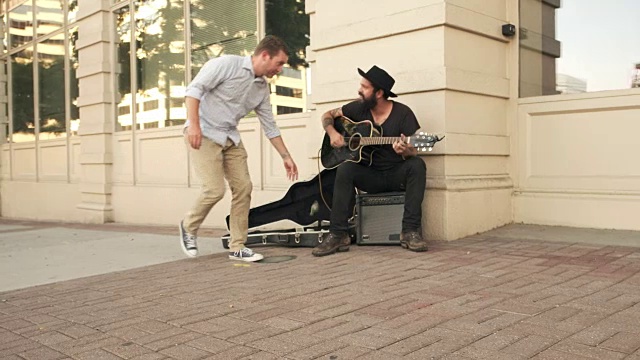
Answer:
[{"left": 341, "top": 100, "right": 420, "bottom": 170}]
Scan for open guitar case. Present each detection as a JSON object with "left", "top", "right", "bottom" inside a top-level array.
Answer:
[{"left": 221, "top": 168, "right": 356, "bottom": 249}]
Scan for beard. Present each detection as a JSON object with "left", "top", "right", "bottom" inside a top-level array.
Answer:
[{"left": 358, "top": 91, "right": 377, "bottom": 110}]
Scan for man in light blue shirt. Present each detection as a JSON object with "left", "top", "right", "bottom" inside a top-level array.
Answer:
[{"left": 179, "top": 35, "right": 299, "bottom": 262}]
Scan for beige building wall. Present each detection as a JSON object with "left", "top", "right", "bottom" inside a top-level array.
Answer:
[
  {"left": 308, "top": 0, "right": 514, "bottom": 240},
  {"left": 513, "top": 90, "right": 640, "bottom": 230}
]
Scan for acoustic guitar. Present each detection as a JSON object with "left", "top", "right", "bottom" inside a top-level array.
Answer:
[{"left": 320, "top": 116, "right": 444, "bottom": 169}]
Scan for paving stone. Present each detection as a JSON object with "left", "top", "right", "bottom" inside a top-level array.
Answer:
[
  {"left": 501, "top": 334, "right": 557, "bottom": 358},
  {"left": 3, "top": 223, "right": 640, "bottom": 359},
  {"left": 144, "top": 331, "right": 204, "bottom": 352},
  {"left": 599, "top": 331, "right": 640, "bottom": 354},
  {"left": 74, "top": 348, "right": 123, "bottom": 360},
  {"left": 200, "top": 345, "right": 258, "bottom": 359},
  {"left": 185, "top": 336, "right": 235, "bottom": 354},
  {"left": 570, "top": 325, "right": 619, "bottom": 346},
  {"left": 549, "top": 340, "right": 627, "bottom": 360},
  {"left": 0, "top": 338, "right": 42, "bottom": 357},
  {"left": 159, "top": 344, "right": 210, "bottom": 359},
  {"left": 18, "top": 346, "right": 66, "bottom": 360},
  {"left": 532, "top": 348, "right": 592, "bottom": 359},
  {"left": 238, "top": 351, "right": 281, "bottom": 359}
]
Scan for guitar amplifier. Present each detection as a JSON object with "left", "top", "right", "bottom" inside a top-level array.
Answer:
[{"left": 356, "top": 192, "right": 405, "bottom": 245}]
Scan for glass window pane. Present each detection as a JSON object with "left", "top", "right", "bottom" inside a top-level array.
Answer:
[
  {"left": 38, "top": 34, "right": 66, "bottom": 140},
  {"left": 9, "top": 1, "right": 34, "bottom": 49},
  {"left": 135, "top": 0, "right": 186, "bottom": 129},
  {"left": 519, "top": 0, "right": 640, "bottom": 97},
  {"left": 2, "top": 0, "right": 7, "bottom": 54},
  {"left": 35, "top": 0, "right": 63, "bottom": 39},
  {"left": 190, "top": 0, "right": 257, "bottom": 78},
  {"left": 67, "top": 0, "right": 77, "bottom": 23},
  {"left": 1, "top": 61, "right": 7, "bottom": 143},
  {"left": 69, "top": 26, "right": 78, "bottom": 135},
  {"left": 114, "top": 5, "right": 132, "bottom": 131},
  {"left": 11, "top": 47, "right": 35, "bottom": 142},
  {"left": 265, "top": 0, "right": 310, "bottom": 115}
]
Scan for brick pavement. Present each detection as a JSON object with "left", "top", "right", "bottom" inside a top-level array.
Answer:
[{"left": 2, "top": 227, "right": 640, "bottom": 359}]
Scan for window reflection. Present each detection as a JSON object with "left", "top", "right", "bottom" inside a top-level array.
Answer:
[
  {"left": 69, "top": 26, "right": 79, "bottom": 135},
  {"left": 190, "top": 0, "right": 257, "bottom": 78},
  {"left": 35, "top": 0, "right": 64, "bottom": 39},
  {"left": 67, "top": 0, "right": 77, "bottom": 23},
  {"left": 11, "top": 47, "right": 35, "bottom": 142},
  {"left": 114, "top": 5, "right": 132, "bottom": 131},
  {"left": 135, "top": 0, "right": 186, "bottom": 129},
  {"left": 2, "top": 62, "right": 7, "bottom": 143},
  {"left": 2, "top": 10, "right": 7, "bottom": 54},
  {"left": 38, "top": 35, "right": 66, "bottom": 140},
  {"left": 265, "top": 0, "right": 310, "bottom": 115},
  {"left": 9, "top": 2, "right": 34, "bottom": 49}
]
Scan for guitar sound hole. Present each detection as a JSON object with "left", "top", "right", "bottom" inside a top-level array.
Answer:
[{"left": 348, "top": 134, "right": 361, "bottom": 151}]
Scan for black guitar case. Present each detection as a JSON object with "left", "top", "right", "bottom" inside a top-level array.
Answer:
[{"left": 221, "top": 168, "right": 356, "bottom": 249}]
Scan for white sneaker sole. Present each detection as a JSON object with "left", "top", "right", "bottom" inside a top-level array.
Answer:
[{"left": 229, "top": 254, "right": 264, "bottom": 262}]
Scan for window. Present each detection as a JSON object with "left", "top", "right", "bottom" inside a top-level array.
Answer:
[
  {"left": 2, "top": 0, "right": 80, "bottom": 142},
  {"left": 519, "top": 0, "right": 640, "bottom": 97},
  {"left": 68, "top": 0, "right": 77, "bottom": 23},
  {"left": 11, "top": 48, "right": 34, "bottom": 142},
  {"left": 38, "top": 35, "right": 66, "bottom": 140},
  {"left": 277, "top": 106, "right": 303, "bottom": 115},
  {"left": 135, "top": 0, "right": 186, "bottom": 129},
  {"left": 190, "top": 0, "right": 257, "bottom": 78},
  {"left": 114, "top": 5, "right": 133, "bottom": 131},
  {"left": 276, "top": 85, "right": 303, "bottom": 98},
  {"left": 35, "top": 0, "right": 64, "bottom": 39},
  {"left": 69, "top": 26, "right": 79, "bottom": 136},
  {"left": 266, "top": 0, "right": 310, "bottom": 114},
  {"left": 112, "top": 0, "right": 311, "bottom": 131},
  {"left": 114, "top": 0, "right": 186, "bottom": 131},
  {"left": 9, "top": 1, "right": 33, "bottom": 49}
]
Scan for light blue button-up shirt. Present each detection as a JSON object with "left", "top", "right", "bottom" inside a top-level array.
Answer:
[{"left": 184, "top": 55, "right": 281, "bottom": 146}]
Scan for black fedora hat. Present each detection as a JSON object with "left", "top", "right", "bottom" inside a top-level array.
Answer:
[{"left": 357, "top": 65, "right": 397, "bottom": 98}]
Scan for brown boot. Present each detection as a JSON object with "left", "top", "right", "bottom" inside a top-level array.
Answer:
[
  {"left": 400, "top": 231, "right": 428, "bottom": 252},
  {"left": 312, "top": 232, "right": 350, "bottom": 257}
]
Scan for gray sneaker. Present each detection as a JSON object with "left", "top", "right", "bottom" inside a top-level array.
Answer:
[
  {"left": 229, "top": 247, "right": 264, "bottom": 262},
  {"left": 179, "top": 221, "right": 198, "bottom": 257}
]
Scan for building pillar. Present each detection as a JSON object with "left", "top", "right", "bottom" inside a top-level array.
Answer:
[
  {"left": 308, "top": 0, "right": 515, "bottom": 240},
  {"left": 75, "top": 0, "right": 114, "bottom": 223}
]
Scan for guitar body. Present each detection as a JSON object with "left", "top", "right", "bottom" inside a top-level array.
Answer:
[{"left": 321, "top": 117, "right": 381, "bottom": 169}]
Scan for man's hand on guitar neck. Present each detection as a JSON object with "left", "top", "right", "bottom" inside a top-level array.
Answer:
[{"left": 392, "top": 134, "right": 417, "bottom": 158}]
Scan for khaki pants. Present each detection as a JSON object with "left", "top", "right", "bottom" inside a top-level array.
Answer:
[{"left": 183, "top": 137, "right": 252, "bottom": 252}]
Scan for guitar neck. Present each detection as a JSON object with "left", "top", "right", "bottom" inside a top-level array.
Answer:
[{"left": 358, "top": 136, "right": 407, "bottom": 146}]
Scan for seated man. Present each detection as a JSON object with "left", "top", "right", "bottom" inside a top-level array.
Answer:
[{"left": 312, "top": 65, "right": 428, "bottom": 257}]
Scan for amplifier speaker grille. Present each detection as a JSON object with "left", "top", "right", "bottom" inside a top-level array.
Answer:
[{"left": 356, "top": 192, "right": 405, "bottom": 245}]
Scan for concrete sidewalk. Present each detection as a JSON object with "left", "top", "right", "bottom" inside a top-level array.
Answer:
[
  {"left": 0, "top": 219, "right": 229, "bottom": 292},
  {"left": 1, "top": 220, "right": 640, "bottom": 359}
]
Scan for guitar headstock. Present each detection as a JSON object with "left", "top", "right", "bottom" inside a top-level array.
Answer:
[{"left": 412, "top": 132, "right": 445, "bottom": 152}]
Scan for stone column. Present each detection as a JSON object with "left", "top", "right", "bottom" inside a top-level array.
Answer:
[
  {"left": 75, "top": 0, "right": 114, "bottom": 223},
  {"left": 309, "top": 0, "right": 515, "bottom": 240}
]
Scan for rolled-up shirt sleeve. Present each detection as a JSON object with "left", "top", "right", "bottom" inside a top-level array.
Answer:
[
  {"left": 185, "top": 57, "right": 230, "bottom": 100},
  {"left": 254, "top": 92, "right": 281, "bottom": 139}
]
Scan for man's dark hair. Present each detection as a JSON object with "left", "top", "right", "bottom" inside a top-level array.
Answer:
[
  {"left": 254, "top": 35, "right": 289, "bottom": 58},
  {"left": 373, "top": 85, "right": 390, "bottom": 100}
]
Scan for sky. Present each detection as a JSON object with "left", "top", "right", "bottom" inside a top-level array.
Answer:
[{"left": 556, "top": 0, "right": 640, "bottom": 91}]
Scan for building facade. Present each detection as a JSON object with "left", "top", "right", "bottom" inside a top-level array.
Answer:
[{"left": 1, "top": 0, "right": 639, "bottom": 240}]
